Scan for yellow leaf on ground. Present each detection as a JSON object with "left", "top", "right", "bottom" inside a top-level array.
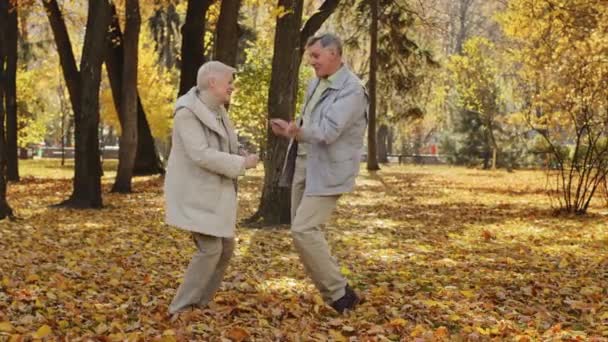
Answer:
[
  {"left": 410, "top": 324, "right": 426, "bottom": 337},
  {"left": 340, "top": 266, "right": 351, "bottom": 276},
  {"left": 0, "top": 321, "right": 14, "bottom": 332},
  {"left": 476, "top": 327, "right": 490, "bottom": 335},
  {"left": 460, "top": 290, "right": 475, "bottom": 298},
  {"left": 329, "top": 329, "right": 347, "bottom": 342},
  {"left": 389, "top": 318, "right": 407, "bottom": 327},
  {"left": 33, "top": 324, "right": 52, "bottom": 339},
  {"left": 163, "top": 329, "right": 176, "bottom": 336},
  {"left": 26, "top": 274, "right": 40, "bottom": 283}
]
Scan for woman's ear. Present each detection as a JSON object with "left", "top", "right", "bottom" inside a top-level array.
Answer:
[{"left": 208, "top": 76, "right": 217, "bottom": 89}]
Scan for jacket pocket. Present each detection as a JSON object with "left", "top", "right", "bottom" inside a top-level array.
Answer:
[
  {"left": 326, "top": 158, "right": 355, "bottom": 187},
  {"left": 189, "top": 171, "right": 223, "bottom": 212}
]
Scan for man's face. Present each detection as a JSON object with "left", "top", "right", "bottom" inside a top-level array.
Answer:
[
  {"left": 209, "top": 72, "right": 235, "bottom": 105},
  {"left": 306, "top": 42, "right": 341, "bottom": 78}
]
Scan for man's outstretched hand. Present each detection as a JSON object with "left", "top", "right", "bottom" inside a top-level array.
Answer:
[{"left": 270, "top": 119, "right": 299, "bottom": 139}]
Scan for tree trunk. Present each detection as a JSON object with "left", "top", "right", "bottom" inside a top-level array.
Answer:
[
  {"left": 252, "top": 0, "right": 341, "bottom": 225},
  {"left": 367, "top": 0, "right": 380, "bottom": 171},
  {"left": 387, "top": 126, "right": 394, "bottom": 155},
  {"left": 377, "top": 124, "right": 388, "bottom": 163},
  {"left": 0, "top": 89, "right": 13, "bottom": 219},
  {"left": 41, "top": 0, "right": 81, "bottom": 115},
  {"left": 178, "top": 0, "right": 213, "bottom": 96},
  {"left": 214, "top": 0, "right": 241, "bottom": 67},
  {"left": 253, "top": 0, "right": 304, "bottom": 225},
  {"left": 150, "top": 2, "right": 180, "bottom": 69},
  {"left": 5, "top": 1, "right": 18, "bottom": 182},
  {"left": 112, "top": 0, "right": 140, "bottom": 193},
  {"left": 133, "top": 104, "right": 165, "bottom": 175},
  {"left": 298, "top": 0, "right": 340, "bottom": 53},
  {"left": 60, "top": 0, "right": 110, "bottom": 208},
  {"left": 105, "top": 1, "right": 164, "bottom": 176},
  {"left": 0, "top": 1, "right": 14, "bottom": 219}
]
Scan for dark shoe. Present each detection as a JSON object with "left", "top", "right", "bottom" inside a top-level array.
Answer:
[{"left": 330, "top": 284, "right": 360, "bottom": 314}]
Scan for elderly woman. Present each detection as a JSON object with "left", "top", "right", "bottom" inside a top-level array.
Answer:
[{"left": 164, "top": 61, "right": 258, "bottom": 316}]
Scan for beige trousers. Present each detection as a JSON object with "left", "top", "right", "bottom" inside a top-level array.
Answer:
[
  {"left": 290, "top": 156, "right": 347, "bottom": 302},
  {"left": 169, "top": 233, "right": 234, "bottom": 314}
]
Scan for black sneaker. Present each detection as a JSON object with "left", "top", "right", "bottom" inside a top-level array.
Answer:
[{"left": 330, "top": 284, "right": 360, "bottom": 314}]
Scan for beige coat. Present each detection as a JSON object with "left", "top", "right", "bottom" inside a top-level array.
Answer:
[{"left": 164, "top": 87, "right": 245, "bottom": 237}]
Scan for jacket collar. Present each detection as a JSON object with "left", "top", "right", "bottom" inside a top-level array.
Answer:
[
  {"left": 174, "top": 87, "right": 227, "bottom": 139},
  {"left": 325, "top": 64, "right": 350, "bottom": 90}
]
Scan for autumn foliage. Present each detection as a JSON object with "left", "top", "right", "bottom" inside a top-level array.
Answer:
[{"left": 1, "top": 161, "right": 607, "bottom": 340}]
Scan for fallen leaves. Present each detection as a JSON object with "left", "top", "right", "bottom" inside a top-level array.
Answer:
[
  {"left": 1, "top": 163, "right": 607, "bottom": 340},
  {"left": 224, "top": 327, "right": 250, "bottom": 341},
  {"left": 33, "top": 324, "right": 52, "bottom": 339}
]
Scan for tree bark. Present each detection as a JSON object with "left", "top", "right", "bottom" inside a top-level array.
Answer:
[
  {"left": 0, "top": 0, "right": 14, "bottom": 219},
  {"left": 387, "top": 126, "right": 394, "bottom": 155},
  {"left": 60, "top": 0, "right": 110, "bottom": 208},
  {"left": 178, "top": 0, "right": 213, "bottom": 96},
  {"left": 0, "top": 86, "right": 13, "bottom": 219},
  {"left": 367, "top": 0, "right": 380, "bottom": 171},
  {"left": 298, "top": 0, "right": 340, "bottom": 54},
  {"left": 112, "top": 0, "right": 140, "bottom": 193},
  {"left": 41, "top": 0, "right": 81, "bottom": 115},
  {"left": 252, "top": 0, "right": 304, "bottom": 225},
  {"left": 5, "top": 1, "right": 18, "bottom": 182},
  {"left": 377, "top": 124, "right": 388, "bottom": 163},
  {"left": 252, "top": 0, "right": 341, "bottom": 225},
  {"left": 214, "top": 0, "right": 241, "bottom": 67},
  {"left": 150, "top": 2, "right": 180, "bottom": 68},
  {"left": 105, "top": 1, "right": 164, "bottom": 176}
]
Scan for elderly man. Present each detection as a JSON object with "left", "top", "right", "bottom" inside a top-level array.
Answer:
[
  {"left": 271, "top": 33, "right": 368, "bottom": 314},
  {"left": 165, "top": 61, "right": 258, "bottom": 316}
]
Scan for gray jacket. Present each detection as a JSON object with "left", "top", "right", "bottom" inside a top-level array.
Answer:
[{"left": 280, "top": 66, "right": 368, "bottom": 195}]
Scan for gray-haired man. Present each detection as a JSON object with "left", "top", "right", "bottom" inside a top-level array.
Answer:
[{"left": 271, "top": 33, "right": 368, "bottom": 314}]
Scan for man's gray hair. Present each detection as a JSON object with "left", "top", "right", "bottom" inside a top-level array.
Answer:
[
  {"left": 306, "top": 33, "right": 343, "bottom": 56},
  {"left": 196, "top": 61, "right": 236, "bottom": 90}
]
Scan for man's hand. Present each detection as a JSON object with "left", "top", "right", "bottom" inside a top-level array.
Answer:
[
  {"left": 244, "top": 154, "right": 259, "bottom": 169},
  {"left": 270, "top": 119, "right": 291, "bottom": 138},
  {"left": 286, "top": 121, "right": 300, "bottom": 139}
]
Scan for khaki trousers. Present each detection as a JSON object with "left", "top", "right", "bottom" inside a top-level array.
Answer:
[
  {"left": 290, "top": 156, "right": 347, "bottom": 302},
  {"left": 169, "top": 233, "right": 234, "bottom": 314}
]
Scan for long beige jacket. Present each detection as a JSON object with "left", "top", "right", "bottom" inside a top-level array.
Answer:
[{"left": 164, "top": 87, "right": 245, "bottom": 237}]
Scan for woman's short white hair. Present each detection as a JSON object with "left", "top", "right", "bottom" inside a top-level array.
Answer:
[{"left": 196, "top": 61, "right": 236, "bottom": 90}]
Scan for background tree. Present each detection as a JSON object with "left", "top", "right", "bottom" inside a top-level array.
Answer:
[
  {"left": 4, "top": 0, "right": 18, "bottom": 182},
  {"left": 251, "top": 0, "right": 340, "bottom": 225},
  {"left": 333, "top": 0, "right": 437, "bottom": 162},
  {"left": 0, "top": 0, "right": 15, "bottom": 219},
  {"left": 105, "top": 1, "right": 165, "bottom": 176},
  {"left": 149, "top": 0, "right": 180, "bottom": 69},
  {"left": 178, "top": 0, "right": 213, "bottom": 96},
  {"left": 60, "top": 0, "right": 110, "bottom": 208},
  {"left": 367, "top": 0, "right": 379, "bottom": 170},
  {"left": 214, "top": 0, "right": 241, "bottom": 67},
  {"left": 499, "top": 0, "right": 608, "bottom": 214},
  {"left": 443, "top": 37, "right": 503, "bottom": 169},
  {"left": 112, "top": 0, "right": 141, "bottom": 193}
]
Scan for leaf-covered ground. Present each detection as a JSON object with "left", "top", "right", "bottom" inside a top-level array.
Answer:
[{"left": 1, "top": 160, "right": 607, "bottom": 341}]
